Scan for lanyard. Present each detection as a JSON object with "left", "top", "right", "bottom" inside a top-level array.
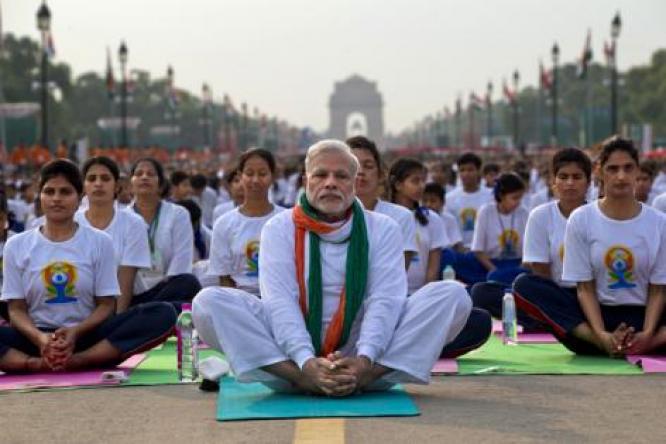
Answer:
[{"left": 134, "top": 201, "right": 162, "bottom": 253}]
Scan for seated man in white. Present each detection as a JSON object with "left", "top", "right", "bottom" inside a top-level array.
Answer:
[{"left": 193, "top": 140, "right": 472, "bottom": 396}]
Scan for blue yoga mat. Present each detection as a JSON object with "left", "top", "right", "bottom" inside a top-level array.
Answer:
[{"left": 216, "top": 377, "right": 420, "bottom": 421}]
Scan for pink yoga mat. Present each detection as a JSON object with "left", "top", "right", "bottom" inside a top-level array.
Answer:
[
  {"left": 431, "top": 359, "right": 458, "bottom": 374},
  {"left": 626, "top": 355, "right": 666, "bottom": 373},
  {"left": 0, "top": 353, "right": 146, "bottom": 391},
  {"left": 492, "top": 319, "right": 524, "bottom": 333},
  {"left": 492, "top": 330, "right": 558, "bottom": 344}
]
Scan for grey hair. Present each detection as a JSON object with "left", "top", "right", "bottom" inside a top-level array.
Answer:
[{"left": 304, "top": 139, "right": 360, "bottom": 177}]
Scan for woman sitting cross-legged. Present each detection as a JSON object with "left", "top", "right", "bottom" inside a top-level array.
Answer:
[
  {"left": 516, "top": 137, "right": 666, "bottom": 356},
  {"left": 388, "top": 157, "right": 492, "bottom": 358},
  {"left": 129, "top": 157, "right": 202, "bottom": 310},
  {"left": 475, "top": 148, "right": 591, "bottom": 331},
  {"left": 0, "top": 160, "right": 176, "bottom": 373}
]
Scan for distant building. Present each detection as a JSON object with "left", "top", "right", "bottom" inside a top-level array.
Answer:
[{"left": 328, "top": 74, "right": 384, "bottom": 148}]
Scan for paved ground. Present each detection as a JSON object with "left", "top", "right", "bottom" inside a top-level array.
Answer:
[{"left": 2, "top": 375, "right": 664, "bottom": 444}]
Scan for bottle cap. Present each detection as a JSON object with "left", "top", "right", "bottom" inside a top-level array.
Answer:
[{"left": 181, "top": 303, "right": 193, "bottom": 312}]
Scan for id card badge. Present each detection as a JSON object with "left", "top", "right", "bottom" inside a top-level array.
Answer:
[{"left": 150, "top": 249, "right": 164, "bottom": 274}]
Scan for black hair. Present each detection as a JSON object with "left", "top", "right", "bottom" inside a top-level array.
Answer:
[
  {"left": 598, "top": 136, "right": 639, "bottom": 167},
  {"left": 82, "top": 156, "right": 120, "bottom": 182},
  {"left": 170, "top": 170, "right": 190, "bottom": 187},
  {"left": 423, "top": 182, "right": 445, "bottom": 202},
  {"left": 39, "top": 159, "right": 84, "bottom": 195},
  {"left": 175, "top": 198, "right": 202, "bottom": 225},
  {"left": 482, "top": 163, "right": 500, "bottom": 175},
  {"left": 388, "top": 157, "right": 429, "bottom": 226},
  {"left": 493, "top": 172, "right": 526, "bottom": 203},
  {"left": 456, "top": 152, "right": 482, "bottom": 170},
  {"left": 346, "top": 135, "right": 382, "bottom": 171},
  {"left": 190, "top": 173, "right": 207, "bottom": 190},
  {"left": 639, "top": 160, "right": 657, "bottom": 179},
  {"left": 551, "top": 148, "right": 592, "bottom": 182},
  {"left": 130, "top": 157, "right": 166, "bottom": 189},
  {"left": 238, "top": 148, "right": 276, "bottom": 175},
  {"left": 224, "top": 166, "right": 241, "bottom": 185}
]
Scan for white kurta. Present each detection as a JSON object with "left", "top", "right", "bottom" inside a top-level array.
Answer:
[{"left": 193, "top": 208, "right": 471, "bottom": 388}]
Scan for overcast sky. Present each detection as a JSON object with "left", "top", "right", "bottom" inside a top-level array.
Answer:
[{"left": 4, "top": 0, "right": 666, "bottom": 133}]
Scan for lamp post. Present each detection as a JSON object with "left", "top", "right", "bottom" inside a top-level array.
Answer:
[
  {"left": 610, "top": 12, "right": 622, "bottom": 134},
  {"left": 201, "top": 83, "right": 212, "bottom": 148},
  {"left": 512, "top": 70, "right": 520, "bottom": 149},
  {"left": 37, "top": 2, "right": 51, "bottom": 150},
  {"left": 118, "top": 41, "right": 128, "bottom": 147},
  {"left": 551, "top": 42, "right": 560, "bottom": 146},
  {"left": 486, "top": 81, "right": 493, "bottom": 144}
]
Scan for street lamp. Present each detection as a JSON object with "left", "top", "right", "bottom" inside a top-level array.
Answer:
[
  {"left": 118, "top": 41, "right": 128, "bottom": 147},
  {"left": 486, "top": 81, "right": 493, "bottom": 143},
  {"left": 512, "top": 70, "right": 520, "bottom": 149},
  {"left": 610, "top": 12, "right": 622, "bottom": 134},
  {"left": 202, "top": 83, "right": 212, "bottom": 147},
  {"left": 36, "top": 1, "right": 51, "bottom": 150},
  {"left": 551, "top": 42, "right": 560, "bottom": 146}
]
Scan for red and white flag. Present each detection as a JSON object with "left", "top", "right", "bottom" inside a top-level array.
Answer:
[
  {"left": 539, "top": 60, "right": 552, "bottom": 91},
  {"left": 503, "top": 79, "right": 515, "bottom": 103}
]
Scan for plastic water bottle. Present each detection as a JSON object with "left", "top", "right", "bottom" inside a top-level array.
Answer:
[
  {"left": 502, "top": 290, "right": 518, "bottom": 345},
  {"left": 177, "top": 303, "right": 199, "bottom": 382},
  {"left": 442, "top": 265, "right": 456, "bottom": 281}
]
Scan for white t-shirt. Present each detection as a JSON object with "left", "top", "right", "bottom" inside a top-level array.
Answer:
[
  {"left": 523, "top": 201, "right": 573, "bottom": 287},
  {"left": 529, "top": 188, "right": 553, "bottom": 210},
  {"left": 440, "top": 209, "right": 463, "bottom": 247},
  {"left": 407, "top": 209, "right": 448, "bottom": 294},
  {"left": 373, "top": 200, "right": 418, "bottom": 253},
  {"left": 213, "top": 201, "right": 237, "bottom": 225},
  {"left": 75, "top": 208, "right": 151, "bottom": 269},
  {"left": 446, "top": 187, "right": 493, "bottom": 248},
  {"left": 8, "top": 198, "right": 31, "bottom": 225},
  {"left": 259, "top": 208, "right": 407, "bottom": 369},
  {"left": 653, "top": 192, "right": 666, "bottom": 213},
  {"left": 1, "top": 225, "right": 119, "bottom": 329},
  {"left": 208, "top": 205, "right": 285, "bottom": 296},
  {"left": 132, "top": 200, "right": 194, "bottom": 294},
  {"left": 471, "top": 202, "right": 528, "bottom": 260},
  {"left": 562, "top": 202, "right": 666, "bottom": 305},
  {"left": 0, "top": 230, "right": 17, "bottom": 289}
]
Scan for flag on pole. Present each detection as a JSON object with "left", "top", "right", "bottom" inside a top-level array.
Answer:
[
  {"left": 469, "top": 91, "right": 484, "bottom": 110},
  {"left": 502, "top": 79, "right": 515, "bottom": 103},
  {"left": 577, "top": 29, "right": 593, "bottom": 79},
  {"left": 604, "top": 40, "right": 615, "bottom": 64},
  {"left": 539, "top": 61, "right": 552, "bottom": 91},
  {"left": 105, "top": 47, "right": 115, "bottom": 99},
  {"left": 42, "top": 30, "right": 55, "bottom": 58}
]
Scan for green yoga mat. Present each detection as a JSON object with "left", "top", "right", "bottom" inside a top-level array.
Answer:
[
  {"left": 457, "top": 335, "right": 642, "bottom": 375},
  {"left": 123, "top": 340, "right": 222, "bottom": 386},
  {"left": 217, "top": 378, "right": 419, "bottom": 421}
]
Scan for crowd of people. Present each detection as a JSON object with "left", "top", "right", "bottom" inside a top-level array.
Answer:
[{"left": 1, "top": 134, "right": 665, "bottom": 396}]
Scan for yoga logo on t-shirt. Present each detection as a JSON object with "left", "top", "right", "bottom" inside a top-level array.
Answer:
[
  {"left": 42, "top": 261, "right": 78, "bottom": 304},
  {"left": 498, "top": 229, "right": 520, "bottom": 258},
  {"left": 558, "top": 244, "right": 565, "bottom": 263},
  {"left": 460, "top": 208, "right": 476, "bottom": 232},
  {"left": 411, "top": 232, "right": 421, "bottom": 264},
  {"left": 605, "top": 245, "right": 637, "bottom": 290},
  {"left": 245, "top": 240, "right": 260, "bottom": 277}
]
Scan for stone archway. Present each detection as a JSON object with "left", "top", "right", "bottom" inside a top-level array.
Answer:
[{"left": 328, "top": 74, "right": 384, "bottom": 147}]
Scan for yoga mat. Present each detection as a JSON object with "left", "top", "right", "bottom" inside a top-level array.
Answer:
[
  {"left": 431, "top": 359, "right": 458, "bottom": 375},
  {"left": 492, "top": 331, "right": 558, "bottom": 344},
  {"left": 627, "top": 355, "right": 666, "bottom": 373},
  {"left": 123, "top": 340, "right": 223, "bottom": 386},
  {"left": 0, "top": 354, "right": 146, "bottom": 392},
  {"left": 217, "top": 377, "right": 419, "bottom": 421},
  {"left": 457, "top": 335, "right": 642, "bottom": 375}
]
